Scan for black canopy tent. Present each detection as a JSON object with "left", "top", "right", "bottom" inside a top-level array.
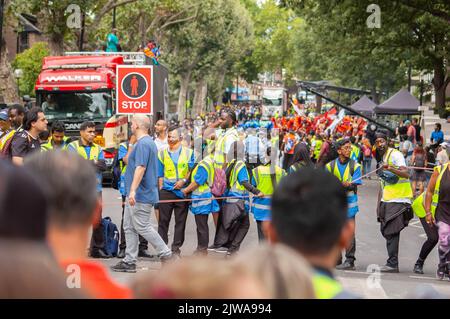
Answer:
[
  {"left": 349, "top": 95, "right": 377, "bottom": 116},
  {"left": 374, "top": 88, "right": 420, "bottom": 115}
]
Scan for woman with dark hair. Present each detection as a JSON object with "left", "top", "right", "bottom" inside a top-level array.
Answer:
[{"left": 289, "top": 142, "right": 313, "bottom": 173}]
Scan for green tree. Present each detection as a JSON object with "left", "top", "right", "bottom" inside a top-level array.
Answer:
[{"left": 12, "top": 42, "right": 50, "bottom": 97}]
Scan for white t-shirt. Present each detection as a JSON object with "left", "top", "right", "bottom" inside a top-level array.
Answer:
[
  {"left": 154, "top": 136, "right": 168, "bottom": 151},
  {"left": 436, "top": 149, "right": 449, "bottom": 165},
  {"left": 381, "top": 149, "right": 411, "bottom": 204}
]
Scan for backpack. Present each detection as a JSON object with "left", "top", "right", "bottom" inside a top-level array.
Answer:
[
  {"left": 102, "top": 217, "right": 119, "bottom": 256},
  {"left": 210, "top": 159, "right": 227, "bottom": 197}
]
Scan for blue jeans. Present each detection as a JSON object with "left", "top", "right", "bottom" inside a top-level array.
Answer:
[{"left": 363, "top": 157, "right": 372, "bottom": 175}]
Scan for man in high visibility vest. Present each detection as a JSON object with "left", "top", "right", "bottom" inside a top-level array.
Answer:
[
  {"left": 41, "top": 121, "right": 70, "bottom": 151},
  {"left": 182, "top": 145, "right": 220, "bottom": 254},
  {"left": 268, "top": 168, "right": 358, "bottom": 299},
  {"left": 67, "top": 121, "right": 108, "bottom": 258},
  {"left": 158, "top": 126, "right": 195, "bottom": 257},
  {"left": 375, "top": 132, "right": 413, "bottom": 273},
  {"left": 326, "top": 139, "right": 362, "bottom": 270},
  {"left": 251, "top": 147, "right": 286, "bottom": 242}
]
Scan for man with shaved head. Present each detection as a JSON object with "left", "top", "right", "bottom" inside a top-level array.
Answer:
[{"left": 112, "top": 115, "right": 173, "bottom": 273}]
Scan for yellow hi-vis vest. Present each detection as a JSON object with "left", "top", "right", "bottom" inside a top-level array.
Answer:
[
  {"left": 68, "top": 140, "right": 101, "bottom": 161},
  {"left": 191, "top": 155, "right": 215, "bottom": 196},
  {"left": 252, "top": 165, "right": 285, "bottom": 196},
  {"left": 412, "top": 163, "right": 449, "bottom": 218},
  {"left": 381, "top": 148, "right": 413, "bottom": 202},
  {"left": 0, "top": 130, "right": 16, "bottom": 151},
  {"left": 350, "top": 144, "right": 361, "bottom": 162},
  {"left": 312, "top": 273, "right": 343, "bottom": 299},
  {"left": 228, "top": 160, "right": 247, "bottom": 196},
  {"left": 158, "top": 146, "right": 193, "bottom": 184},
  {"left": 214, "top": 127, "right": 239, "bottom": 168},
  {"left": 41, "top": 136, "right": 70, "bottom": 151},
  {"left": 314, "top": 139, "right": 323, "bottom": 159}
]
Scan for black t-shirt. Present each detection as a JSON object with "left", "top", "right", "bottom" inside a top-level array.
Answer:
[
  {"left": 436, "top": 168, "right": 450, "bottom": 224},
  {"left": 11, "top": 131, "right": 41, "bottom": 158},
  {"left": 414, "top": 124, "right": 421, "bottom": 141}
]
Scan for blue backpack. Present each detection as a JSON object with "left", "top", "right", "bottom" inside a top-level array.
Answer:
[{"left": 102, "top": 217, "right": 119, "bottom": 256}]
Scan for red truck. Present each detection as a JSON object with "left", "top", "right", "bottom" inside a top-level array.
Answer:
[{"left": 34, "top": 52, "right": 169, "bottom": 184}]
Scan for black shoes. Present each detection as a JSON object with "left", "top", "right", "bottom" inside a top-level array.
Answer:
[
  {"left": 138, "top": 250, "right": 155, "bottom": 258},
  {"left": 111, "top": 261, "right": 137, "bottom": 273},
  {"left": 413, "top": 260, "right": 424, "bottom": 274},
  {"left": 336, "top": 260, "right": 356, "bottom": 271},
  {"left": 90, "top": 249, "right": 112, "bottom": 259},
  {"left": 379, "top": 265, "right": 399, "bottom": 273}
]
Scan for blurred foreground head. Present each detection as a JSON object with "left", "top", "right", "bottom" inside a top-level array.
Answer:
[
  {"left": 0, "top": 161, "right": 83, "bottom": 298},
  {"left": 132, "top": 256, "right": 269, "bottom": 299},
  {"left": 269, "top": 168, "right": 353, "bottom": 266},
  {"left": 235, "top": 243, "right": 316, "bottom": 299},
  {"left": 24, "top": 151, "right": 99, "bottom": 228}
]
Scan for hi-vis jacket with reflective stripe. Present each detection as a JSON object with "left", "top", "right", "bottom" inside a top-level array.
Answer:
[
  {"left": 325, "top": 159, "right": 360, "bottom": 218},
  {"left": 41, "top": 136, "right": 70, "bottom": 151},
  {"left": 214, "top": 127, "right": 239, "bottom": 168},
  {"left": 226, "top": 159, "right": 248, "bottom": 204},
  {"left": 412, "top": 163, "right": 449, "bottom": 218},
  {"left": 381, "top": 148, "right": 413, "bottom": 202},
  {"left": 68, "top": 140, "right": 101, "bottom": 160},
  {"left": 158, "top": 146, "right": 193, "bottom": 186},
  {"left": 251, "top": 164, "right": 286, "bottom": 221},
  {"left": 190, "top": 155, "right": 218, "bottom": 215}
]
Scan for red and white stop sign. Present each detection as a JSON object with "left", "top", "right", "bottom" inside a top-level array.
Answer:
[{"left": 116, "top": 65, "right": 153, "bottom": 115}]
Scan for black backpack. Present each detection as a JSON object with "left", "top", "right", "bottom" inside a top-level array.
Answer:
[{"left": 111, "top": 151, "right": 122, "bottom": 190}]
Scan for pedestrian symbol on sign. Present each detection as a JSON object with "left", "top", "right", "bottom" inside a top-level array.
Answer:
[{"left": 121, "top": 72, "right": 148, "bottom": 99}]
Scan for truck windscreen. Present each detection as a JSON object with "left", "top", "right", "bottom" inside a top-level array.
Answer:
[
  {"left": 37, "top": 91, "right": 109, "bottom": 120},
  {"left": 262, "top": 97, "right": 282, "bottom": 106}
]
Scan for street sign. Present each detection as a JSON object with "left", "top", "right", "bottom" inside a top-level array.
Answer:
[{"left": 116, "top": 65, "right": 153, "bottom": 115}]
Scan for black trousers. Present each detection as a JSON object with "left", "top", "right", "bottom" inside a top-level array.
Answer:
[
  {"left": 195, "top": 214, "right": 209, "bottom": 251},
  {"left": 213, "top": 202, "right": 250, "bottom": 252},
  {"left": 418, "top": 217, "right": 439, "bottom": 261},
  {"left": 257, "top": 221, "right": 265, "bottom": 242},
  {"left": 157, "top": 190, "right": 189, "bottom": 253},
  {"left": 338, "top": 218, "right": 356, "bottom": 264},
  {"left": 90, "top": 192, "right": 104, "bottom": 253},
  {"left": 384, "top": 233, "right": 400, "bottom": 268},
  {"left": 119, "top": 195, "right": 148, "bottom": 251}
]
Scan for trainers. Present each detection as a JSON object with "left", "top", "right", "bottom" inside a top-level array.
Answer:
[
  {"left": 213, "top": 247, "right": 229, "bottom": 253},
  {"left": 90, "top": 249, "right": 112, "bottom": 259},
  {"left": 111, "top": 261, "right": 136, "bottom": 273},
  {"left": 379, "top": 265, "right": 399, "bottom": 273},
  {"left": 138, "top": 250, "right": 155, "bottom": 258},
  {"left": 336, "top": 260, "right": 355, "bottom": 271},
  {"left": 413, "top": 261, "right": 424, "bottom": 274},
  {"left": 207, "top": 245, "right": 220, "bottom": 251}
]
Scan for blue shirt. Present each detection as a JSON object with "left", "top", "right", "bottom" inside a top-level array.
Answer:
[
  {"left": 124, "top": 136, "right": 159, "bottom": 205},
  {"left": 194, "top": 166, "right": 208, "bottom": 185},
  {"left": 336, "top": 160, "right": 362, "bottom": 218},
  {"left": 158, "top": 146, "right": 195, "bottom": 198},
  {"left": 67, "top": 143, "right": 104, "bottom": 192},
  {"left": 226, "top": 164, "right": 249, "bottom": 198},
  {"left": 431, "top": 131, "right": 444, "bottom": 144}
]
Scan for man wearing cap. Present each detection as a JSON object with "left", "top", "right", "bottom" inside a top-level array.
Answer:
[
  {"left": 375, "top": 133, "right": 413, "bottom": 273},
  {"left": 326, "top": 138, "right": 362, "bottom": 270},
  {"left": 0, "top": 109, "right": 10, "bottom": 140}
]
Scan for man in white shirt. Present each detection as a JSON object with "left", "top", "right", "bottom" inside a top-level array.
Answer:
[
  {"left": 154, "top": 120, "right": 168, "bottom": 151},
  {"left": 375, "top": 133, "right": 413, "bottom": 273},
  {"left": 436, "top": 143, "right": 449, "bottom": 165}
]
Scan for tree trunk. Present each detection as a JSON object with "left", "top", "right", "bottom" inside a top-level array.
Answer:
[
  {"left": 177, "top": 72, "right": 191, "bottom": 120},
  {"left": 315, "top": 95, "right": 322, "bottom": 113},
  {"left": 432, "top": 61, "right": 449, "bottom": 115},
  {"left": 47, "top": 33, "right": 65, "bottom": 55},
  {"left": 193, "top": 78, "right": 207, "bottom": 116},
  {"left": 370, "top": 85, "right": 380, "bottom": 104},
  {"left": 139, "top": 12, "right": 146, "bottom": 47},
  {"left": 0, "top": 46, "right": 20, "bottom": 103},
  {"left": 215, "top": 70, "right": 226, "bottom": 105}
]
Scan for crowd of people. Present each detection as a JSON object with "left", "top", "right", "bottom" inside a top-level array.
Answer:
[{"left": 1, "top": 100, "right": 449, "bottom": 299}]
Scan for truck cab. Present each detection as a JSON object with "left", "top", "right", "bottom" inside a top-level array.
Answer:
[
  {"left": 262, "top": 87, "right": 287, "bottom": 117},
  {"left": 35, "top": 52, "right": 168, "bottom": 185}
]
